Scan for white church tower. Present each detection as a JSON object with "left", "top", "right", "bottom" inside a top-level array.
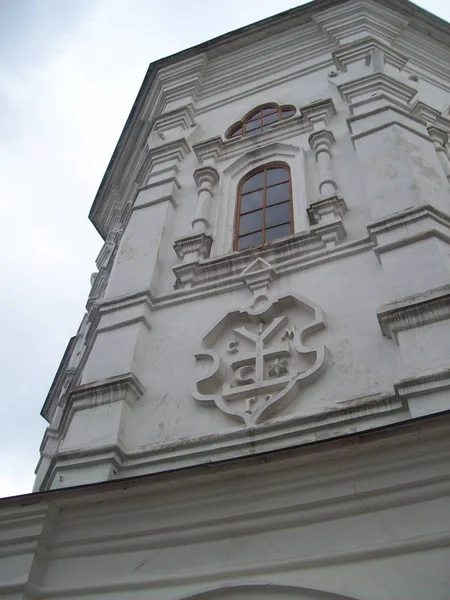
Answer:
[{"left": 2, "top": 1, "right": 450, "bottom": 598}]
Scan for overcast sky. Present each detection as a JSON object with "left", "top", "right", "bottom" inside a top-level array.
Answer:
[{"left": 1, "top": 0, "right": 449, "bottom": 498}]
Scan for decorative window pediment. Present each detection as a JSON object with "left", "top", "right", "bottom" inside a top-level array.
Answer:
[{"left": 226, "top": 103, "right": 296, "bottom": 139}]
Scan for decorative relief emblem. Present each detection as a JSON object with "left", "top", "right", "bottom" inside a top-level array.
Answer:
[{"left": 192, "top": 293, "right": 326, "bottom": 425}]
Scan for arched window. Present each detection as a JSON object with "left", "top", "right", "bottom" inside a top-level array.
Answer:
[
  {"left": 226, "top": 104, "right": 296, "bottom": 139},
  {"left": 234, "top": 163, "right": 293, "bottom": 250}
]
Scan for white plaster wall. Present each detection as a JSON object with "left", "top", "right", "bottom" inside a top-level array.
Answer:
[
  {"left": 35, "top": 0, "right": 450, "bottom": 489},
  {"left": 5, "top": 419, "right": 450, "bottom": 600},
  {"left": 117, "top": 253, "right": 399, "bottom": 452}
]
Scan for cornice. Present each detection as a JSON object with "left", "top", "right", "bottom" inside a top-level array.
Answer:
[
  {"left": 171, "top": 224, "right": 360, "bottom": 292},
  {"left": 395, "top": 27, "right": 450, "bottom": 93},
  {"left": 313, "top": 0, "right": 410, "bottom": 45},
  {"left": 377, "top": 284, "right": 450, "bottom": 343},
  {"left": 57, "top": 373, "right": 145, "bottom": 447},
  {"left": 45, "top": 390, "right": 408, "bottom": 493},
  {"left": 367, "top": 204, "right": 450, "bottom": 238},
  {"left": 411, "top": 101, "right": 450, "bottom": 134},
  {"left": 394, "top": 367, "right": 450, "bottom": 402},
  {"left": 149, "top": 103, "right": 196, "bottom": 135},
  {"left": 332, "top": 36, "right": 408, "bottom": 72},
  {"left": 338, "top": 72, "right": 417, "bottom": 107},
  {"left": 12, "top": 411, "right": 450, "bottom": 509}
]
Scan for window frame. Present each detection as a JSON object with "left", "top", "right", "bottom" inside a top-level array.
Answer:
[
  {"left": 234, "top": 162, "right": 294, "bottom": 251},
  {"left": 226, "top": 103, "right": 296, "bottom": 140}
]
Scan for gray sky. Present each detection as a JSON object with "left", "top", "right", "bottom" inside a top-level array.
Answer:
[{"left": 1, "top": 0, "right": 449, "bottom": 498}]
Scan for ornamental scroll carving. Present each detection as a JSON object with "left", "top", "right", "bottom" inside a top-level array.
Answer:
[{"left": 192, "top": 293, "right": 326, "bottom": 425}]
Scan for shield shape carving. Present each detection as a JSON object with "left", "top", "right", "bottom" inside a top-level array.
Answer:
[{"left": 192, "top": 294, "right": 326, "bottom": 425}]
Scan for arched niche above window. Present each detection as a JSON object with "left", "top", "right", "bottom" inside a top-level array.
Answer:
[{"left": 226, "top": 103, "right": 296, "bottom": 139}]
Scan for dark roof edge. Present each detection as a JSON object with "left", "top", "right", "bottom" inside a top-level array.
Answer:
[{"left": 88, "top": 0, "right": 450, "bottom": 239}]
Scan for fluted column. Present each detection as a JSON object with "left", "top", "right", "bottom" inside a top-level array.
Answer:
[
  {"left": 308, "top": 130, "right": 338, "bottom": 199},
  {"left": 192, "top": 166, "right": 219, "bottom": 233},
  {"left": 428, "top": 125, "right": 450, "bottom": 183}
]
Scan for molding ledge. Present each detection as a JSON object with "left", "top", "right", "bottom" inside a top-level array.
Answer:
[
  {"left": 43, "top": 390, "right": 408, "bottom": 488},
  {"left": 395, "top": 367, "right": 450, "bottom": 399},
  {"left": 332, "top": 36, "right": 408, "bottom": 73},
  {"left": 377, "top": 284, "right": 450, "bottom": 342},
  {"left": 367, "top": 204, "right": 450, "bottom": 260},
  {"left": 67, "top": 372, "right": 144, "bottom": 411},
  {"left": 395, "top": 367, "right": 450, "bottom": 419},
  {"left": 172, "top": 222, "right": 350, "bottom": 289}
]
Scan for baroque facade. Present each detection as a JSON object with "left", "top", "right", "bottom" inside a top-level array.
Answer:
[{"left": 2, "top": 0, "right": 450, "bottom": 598}]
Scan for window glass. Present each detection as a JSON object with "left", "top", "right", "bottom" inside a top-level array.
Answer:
[
  {"left": 262, "top": 112, "right": 279, "bottom": 126},
  {"left": 245, "top": 119, "right": 261, "bottom": 133},
  {"left": 265, "top": 223, "right": 291, "bottom": 242},
  {"left": 239, "top": 210, "right": 263, "bottom": 236},
  {"left": 266, "top": 182, "right": 290, "bottom": 206},
  {"left": 241, "top": 190, "right": 264, "bottom": 213},
  {"left": 282, "top": 108, "right": 295, "bottom": 119},
  {"left": 266, "top": 167, "right": 289, "bottom": 186},
  {"left": 265, "top": 203, "right": 291, "bottom": 228},
  {"left": 238, "top": 231, "right": 263, "bottom": 250},
  {"left": 241, "top": 172, "right": 264, "bottom": 193}
]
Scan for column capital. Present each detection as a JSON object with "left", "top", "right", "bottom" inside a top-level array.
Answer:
[
  {"left": 427, "top": 125, "right": 448, "bottom": 148},
  {"left": 193, "top": 165, "right": 220, "bottom": 190},
  {"left": 308, "top": 129, "right": 336, "bottom": 153}
]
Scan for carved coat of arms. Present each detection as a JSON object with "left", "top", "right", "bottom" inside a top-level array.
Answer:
[{"left": 192, "top": 293, "right": 326, "bottom": 425}]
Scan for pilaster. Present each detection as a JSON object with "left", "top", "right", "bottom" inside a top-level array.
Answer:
[
  {"left": 0, "top": 502, "right": 55, "bottom": 600},
  {"left": 336, "top": 63, "right": 450, "bottom": 390},
  {"left": 308, "top": 129, "right": 338, "bottom": 199},
  {"left": 308, "top": 131, "right": 347, "bottom": 247},
  {"left": 191, "top": 165, "right": 220, "bottom": 233},
  {"left": 46, "top": 373, "right": 144, "bottom": 489},
  {"left": 428, "top": 125, "right": 450, "bottom": 183}
]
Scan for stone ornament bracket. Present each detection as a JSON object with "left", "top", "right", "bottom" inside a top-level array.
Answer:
[{"left": 192, "top": 289, "right": 326, "bottom": 426}]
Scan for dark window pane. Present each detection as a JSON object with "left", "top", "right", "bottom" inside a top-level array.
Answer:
[
  {"left": 267, "top": 167, "right": 289, "bottom": 186},
  {"left": 262, "top": 106, "right": 277, "bottom": 116},
  {"left": 238, "top": 231, "right": 263, "bottom": 250},
  {"left": 247, "top": 110, "right": 261, "bottom": 121},
  {"left": 241, "top": 189, "right": 263, "bottom": 213},
  {"left": 229, "top": 127, "right": 242, "bottom": 138},
  {"left": 282, "top": 108, "right": 295, "bottom": 119},
  {"left": 265, "top": 223, "right": 291, "bottom": 242},
  {"left": 241, "top": 172, "right": 264, "bottom": 193},
  {"left": 266, "top": 181, "right": 290, "bottom": 205},
  {"left": 262, "top": 112, "right": 279, "bottom": 126},
  {"left": 245, "top": 119, "right": 261, "bottom": 133},
  {"left": 239, "top": 210, "right": 263, "bottom": 235},
  {"left": 266, "top": 202, "right": 291, "bottom": 228}
]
